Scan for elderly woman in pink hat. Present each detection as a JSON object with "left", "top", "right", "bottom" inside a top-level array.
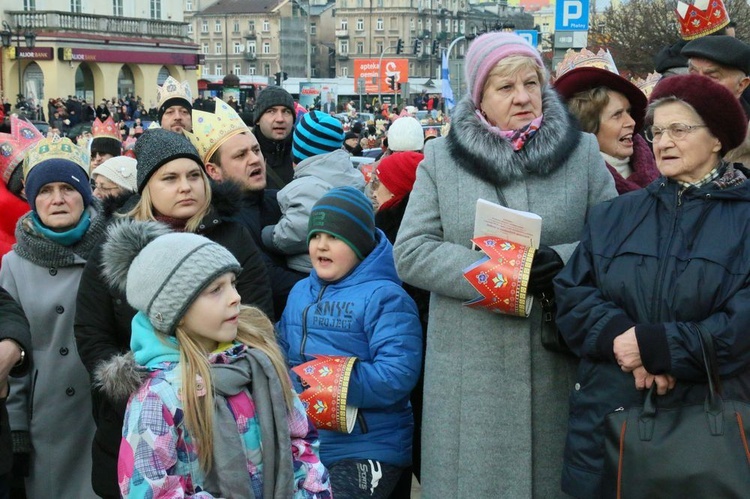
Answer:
[{"left": 393, "top": 32, "right": 617, "bottom": 497}]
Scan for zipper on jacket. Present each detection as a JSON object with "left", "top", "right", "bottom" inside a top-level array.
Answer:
[
  {"left": 29, "top": 369, "right": 38, "bottom": 421},
  {"left": 653, "top": 188, "right": 683, "bottom": 319},
  {"left": 300, "top": 284, "right": 328, "bottom": 359},
  {"left": 357, "top": 411, "right": 369, "bottom": 434}
]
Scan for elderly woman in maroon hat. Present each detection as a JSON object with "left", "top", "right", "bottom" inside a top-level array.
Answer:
[
  {"left": 554, "top": 73, "right": 750, "bottom": 498},
  {"left": 555, "top": 61, "right": 660, "bottom": 194}
]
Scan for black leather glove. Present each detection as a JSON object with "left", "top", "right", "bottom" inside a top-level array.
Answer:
[{"left": 528, "top": 245, "right": 564, "bottom": 296}]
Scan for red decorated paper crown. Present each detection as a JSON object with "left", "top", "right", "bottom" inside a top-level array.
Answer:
[
  {"left": 463, "top": 236, "right": 535, "bottom": 316},
  {"left": 292, "top": 355, "right": 358, "bottom": 433},
  {"left": 631, "top": 72, "right": 662, "bottom": 99},
  {"left": 675, "top": 0, "right": 729, "bottom": 40},
  {"left": 92, "top": 116, "right": 120, "bottom": 141},
  {"left": 0, "top": 115, "right": 45, "bottom": 185}
]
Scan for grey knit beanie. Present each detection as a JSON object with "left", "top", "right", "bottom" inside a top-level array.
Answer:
[
  {"left": 133, "top": 128, "right": 203, "bottom": 193},
  {"left": 254, "top": 85, "right": 295, "bottom": 124},
  {"left": 102, "top": 219, "right": 241, "bottom": 335}
]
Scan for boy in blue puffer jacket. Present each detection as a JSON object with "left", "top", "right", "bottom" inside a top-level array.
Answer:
[{"left": 277, "top": 186, "right": 422, "bottom": 498}]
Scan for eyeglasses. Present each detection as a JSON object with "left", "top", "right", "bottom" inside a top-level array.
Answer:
[{"left": 644, "top": 123, "right": 708, "bottom": 143}]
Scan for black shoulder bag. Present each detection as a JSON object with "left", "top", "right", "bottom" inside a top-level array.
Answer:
[{"left": 602, "top": 326, "right": 750, "bottom": 498}]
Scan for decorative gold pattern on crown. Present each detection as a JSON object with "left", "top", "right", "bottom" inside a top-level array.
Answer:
[
  {"left": 675, "top": 0, "right": 730, "bottom": 40},
  {"left": 92, "top": 116, "right": 120, "bottom": 141},
  {"left": 156, "top": 76, "right": 193, "bottom": 110},
  {"left": 0, "top": 115, "right": 45, "bottom": 183},
  {"left": 184, "top": 98, "right": 249, "bottom": 164},
  {"left": 24, "top": 136, "right": 89, "bottom": 180},
  {"left": 631, "top": 72, "right": 662, "bottom": 98},
  {"left": 555, "top": 48, "right": 618, "bottom": 79}
]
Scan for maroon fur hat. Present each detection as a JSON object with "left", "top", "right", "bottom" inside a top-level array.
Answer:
[{"left": 649, "top": 73, "right": 747, "bottom": 155}]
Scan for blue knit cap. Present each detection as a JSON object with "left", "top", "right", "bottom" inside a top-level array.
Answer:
[
  {"left": 25, "top": 158, "right": 93, "bottom": 212},
  {"left": 308, "top": 186, "right": 375, "bottom": 260},
  {"left": 292, "top": 111, "right": 345, "bottom": 164}
]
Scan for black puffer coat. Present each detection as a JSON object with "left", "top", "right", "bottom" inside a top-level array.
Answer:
[
  {"left": 554, "top": 165, "right": 750, "bottom": 498},
  {"left": 74, "top": 184, "right": 273, "bottom": 497}
]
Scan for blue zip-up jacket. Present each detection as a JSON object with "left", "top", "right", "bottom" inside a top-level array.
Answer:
[
  {"left": 554, "top": 168, "right": 750, "bottom": 498},
  {"left": 278, "top": 229, "right": 422, "bottom": 468}
]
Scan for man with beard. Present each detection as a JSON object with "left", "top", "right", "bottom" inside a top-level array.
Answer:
[
  {"left": 253, "top": 86, "right": 295, "bottom": 189},
  {"left": 156, "top": 76, "right": 193, "bottom": 133},
  {"left": 186, "top": 98, "right": 304, "bottom": 318}
]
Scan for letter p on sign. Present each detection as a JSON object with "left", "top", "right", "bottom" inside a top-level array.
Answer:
[
  {"left": 555, "top": 0, "right": 589, "bottom": 31},
  {"left": 563, "top": 0, "right": 582, "bottom": 25}
]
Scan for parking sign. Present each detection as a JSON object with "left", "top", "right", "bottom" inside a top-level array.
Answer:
[
  {"left": 555, "top": 0, "right": 590, "bottom": 31},
  {"left": 515, "top": 30, "right": 539, "bottom": 48}
]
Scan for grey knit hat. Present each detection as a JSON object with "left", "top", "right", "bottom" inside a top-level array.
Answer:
[
  {"left": 254, "top": 85, "right": 295, "bottom": 124},
  {"left": 133, "top": 128, "right": 203, "bottom": 193},
  {"left": 102, "top": 219, "right": 241, "bottom": 335}
]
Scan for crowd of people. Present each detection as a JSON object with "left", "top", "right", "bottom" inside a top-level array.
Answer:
[{"left": 1, "top": 0, "right": 750, "bottom": 496}]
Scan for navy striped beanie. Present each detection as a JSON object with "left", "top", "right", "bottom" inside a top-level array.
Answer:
[
  {"left": 292, "top": 110, "right": 345, "bottom": 164},
  {"left": 307, "top": 186, "right": 376, "bottom": 260}
]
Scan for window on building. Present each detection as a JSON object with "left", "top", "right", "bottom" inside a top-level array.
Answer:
[
  {"left": 340, "top": 40, "right": 349, "bottom": 54},
  {"left": 249, "top": 66, "right": 256, "bottom": 75},
  {"left": 340, "top": 19, "right": 348, "bottom": 30},
  {"left": 453, "top": 19, "right": 458, "bottom": 32},
  {"left": 312, "top": 67, "right": 317, "bottom": 77},
  {"left": 263, "top": 20, "right": 270, "bottom": 31},
  {"left": 312, "top": 45, "right": 317, "bottom": 54},
  {"left": 202, "top": 43, "right": 208, "bottom": 54},
  {"left": 187, "top": 23, "right": 193, "bottom": 34},
  {"left": 436, "top": 20, "right": 441, "bottom": 33},
  {"left": 356, "top": 0, "right": 363, "bottom": 7},
  {"left": 24, "top": 0, "right": 36, "bottom": 9},
  {"left": 264, "top": 63, "right": 271, "bottom": 76},
  {"left": 341, "top": 66, "right": 348, "bottom": 77},
  {"left": 215, "top": 20, "right": 222, "bottom": 33},
  {"left": 262, "top": 42, "right": 270, "bottom": 54},
  {"left": 377, "top": 0, "right": 383, "bottom": 7},
  {"left": 150, "top": 0, "right": 161, "bottom": 19},
  {"left": 356, "top": 18, "right": 364, "bottom": 31},
  {"left": 234, "top": 42, "right": 242, "bottom": 53},
  {"left": 234, "top": 21, "right": 240, "bottom": 32},
  {"left": 459, "top": 20, "right": 465, "bottom": 33},
  {"left": 418, "top": 19, "right": 423, "bottom": 32},
  {"left": 113, "top": 0, "right": 123, "bottom": 16},
  {"left": 202, "top": 20, "right": 208, "bottom": 33},
  {"left": 376, "top": 41, "right": 383, "bottom": 54},
  {"left": 247, "top": 41, "right": 256, "bottom": 53},
  {"left": 249, "top": 20, "right": 255, "bottom": 32},
  {"left": 202, "top": 65, "right": 209, "bottom": 76},
  {"left": 216, "top": 64, "right": 223, "bottom": 76},
  {"left": 427, "top": 19, "right": 432, "bottom": 32},
  {"left": 376, "top": 18, "right": 383, "bottom": 31},
  {"left": 216, "top": 42, "right": 222, "bottom": 55},
  {"left": 70, "top": 0, "right": 82, "bottom": 13},
  {"left": 356, "top": 41, "right": 364, "bottom": 54},
  {"left": 410, "top": 18, "right": 415, "bottom": 31},
  {"left": 186, "top": 0, "right": 192, "bottom": 11},
  {"left": 234, "top": 63, "right": 241, "bottom": 75}
]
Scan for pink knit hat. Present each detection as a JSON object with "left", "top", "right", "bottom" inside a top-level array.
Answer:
[{"left": 465, "top": 32, "right": 545, "bottom": 106}]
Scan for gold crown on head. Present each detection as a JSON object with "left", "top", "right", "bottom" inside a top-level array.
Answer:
[
  {"left": 631, "top": 72, "right": 662, "bottom": 99},
  {"left": 92, "top": 116, "right": 120, "bottom": 141},
  {"left": 156, "top": 76, "right": 193, "bottom": 110},
  {"left": 24, "top": 136, "right": 90, "bottom": 180},
  {"left": 675, "top": 0, "right": 730, "bottom": 40},
  {"left": 184, "top": 97, "right": 249, "bottom": 164},
  {"left": 555, "top": 48, "right": 618, "bottom": 79},
  {"left": 0, "top": 115, "right": 45, "bottom": 183}
]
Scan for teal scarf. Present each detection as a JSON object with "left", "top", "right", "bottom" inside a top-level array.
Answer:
[{"left": 31, "top": 210, "right": 91, "bottom": 247}]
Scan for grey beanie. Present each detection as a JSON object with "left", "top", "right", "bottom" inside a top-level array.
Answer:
[
  {"left": 254, "top": 85, "right": 295, "bottom": 124},
  {"left": 133, "top": 128, "right": 203, "bottom": 193},
  {"left": 102, "top": 219, "right": 241, "bottom": 335}
]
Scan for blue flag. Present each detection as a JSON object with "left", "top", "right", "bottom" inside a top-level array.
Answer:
[{"left": 441, "top": 50, "right": 455, "bottom": 110}]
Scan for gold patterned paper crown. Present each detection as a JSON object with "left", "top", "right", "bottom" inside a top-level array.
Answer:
[
  {"left": 24, "top": 136, "right": 90, "bottom": 180},
  {"left": 675, "top": 0, "right": 730, "bottom": 40},
  {"left": 0, "top": 115, "right": 45, "bottom": 184},
  {"left": 555, "top": 48, "right": 618, "bottom": 79},
  {"left": 631, "top": 72, "right": 662, "bottom": 99},
  {"left": 185, "top": 97, "right": 249, "bottom": 163},
  {"left": 156, "top": 76, "right": 193, "bottom": 110},
  {"left": 92, "top": 116, "right": 120, "bottom": 141}
]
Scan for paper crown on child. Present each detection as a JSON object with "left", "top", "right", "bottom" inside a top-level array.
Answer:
[
  {"left": 631, "top": 72, "right": 662, "bottom": 99},
  {"left": 675, "top": 0, "right": 729, "bottom": 40},
  {"left": 0, "top": 115, "right": 45, "bottom": 184},
  {"left": 463, "top": 236, "right": 535, "bottom": 317},
  {"left": 157, "top": 76, "right": 193, "bottom": 111},
  {"left": 24, "top": 135, "right": 90, "bottom": 180},
  {"left": 292, "top": 355, "right": 359, "bottom": 433},
  {"left": 555, "top": 47, "right": 618, "bottom": 79},
  {"left": 92, "top": 116, "right": 120, "bottom": 141},
  {"left": 185, "top": 97, "right": 249, "bottom": 164}
]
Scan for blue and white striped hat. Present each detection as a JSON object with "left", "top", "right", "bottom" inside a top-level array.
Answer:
[{"left": 292, "top": 110, "right": 345, "bottom": 164}]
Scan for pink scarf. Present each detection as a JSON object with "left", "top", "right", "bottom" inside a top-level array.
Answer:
[{"left": 476, "top": 111, "right": 544, "bottom": 152}]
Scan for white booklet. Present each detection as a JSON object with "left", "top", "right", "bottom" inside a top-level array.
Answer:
[{"left": 473, "top": 198, "right": 542, "bottom": 249}]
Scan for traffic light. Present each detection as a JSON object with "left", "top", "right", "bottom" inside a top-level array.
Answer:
[
  {"left": 274, "top": 71, "right": 288, "bottom": 86},
  {"left": 396, "top": 38, "right": 403, "bottom": 54},
  {"left": 413, "top": 38, "right": 422, "bottom": 55},
  {"left": 432, "top": 39, "right": 439, "bottom": 55},
  {"left": 388, "top": 75, "right": 397, "bottom": 90}
]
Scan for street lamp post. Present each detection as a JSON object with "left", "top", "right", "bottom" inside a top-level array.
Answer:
[{"left": 1, "top": 21, "right": 37, "bottom": 105}]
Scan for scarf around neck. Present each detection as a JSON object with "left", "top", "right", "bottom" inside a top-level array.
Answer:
[
  {"left": 475, "top": 111, "right": 544, "bottom": 151},
  {"left": 203, "top": 346, "right": 294, "bottom": 499},
  {"left": 31, "top": 210, "right": 91, "bottom": 247}
]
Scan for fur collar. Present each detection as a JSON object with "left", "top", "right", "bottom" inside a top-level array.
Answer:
[{"left": 446, "top": 89, "right": 581, "bottom": 186}]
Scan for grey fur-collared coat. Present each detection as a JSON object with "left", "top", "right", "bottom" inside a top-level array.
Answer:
[{"left": 393, "top": 90, "right": 617, "bottom": 498}]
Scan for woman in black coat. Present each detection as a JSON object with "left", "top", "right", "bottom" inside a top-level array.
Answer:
[{"left": 74, "top": 129, "right": 273, "bottom": 498}]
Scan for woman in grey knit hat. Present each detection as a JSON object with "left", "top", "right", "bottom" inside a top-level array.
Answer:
[{"left": 73, "top": 127, "right": 274, "bottom": 498}]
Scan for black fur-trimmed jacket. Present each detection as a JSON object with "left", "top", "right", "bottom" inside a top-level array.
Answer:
[{"left": 73, "top": 182, "right": 273, "bottom": 497}]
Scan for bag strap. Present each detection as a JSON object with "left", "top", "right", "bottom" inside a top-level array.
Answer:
[
  {"left": 696, "top": 325, "right": 725, "bottom": 434},
  {"left": 266, "top": 167, "right": 287, "bottom": 189}
]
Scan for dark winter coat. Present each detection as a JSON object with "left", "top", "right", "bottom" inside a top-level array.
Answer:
[
  {"left": 554, "top": 165, "right": 750, "bottom": 498},
  {"left": 0, "top": 286, "right": 30, "bottom": 476},
  {"left": 606, "top": 134, "right": 659, "bottom": 194},
  {"left": 254, "top": 128, "right": 294, "bottom": 189},
  {"left": 74, "top": 184, "right": 273, "bottom": 497}
]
